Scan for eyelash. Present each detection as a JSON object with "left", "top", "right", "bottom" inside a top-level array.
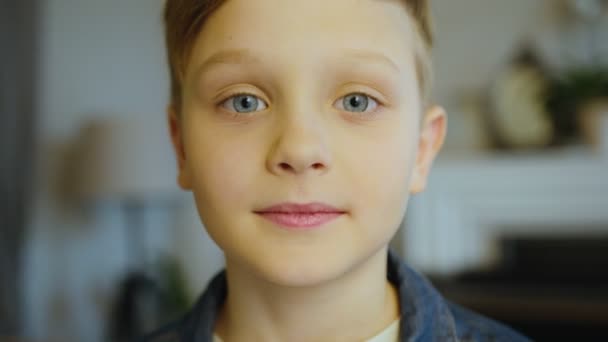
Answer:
[{"left": 216, "top": 91, "right": 384, "bottom": 117}]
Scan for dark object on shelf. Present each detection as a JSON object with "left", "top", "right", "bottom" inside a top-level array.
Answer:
[
  {"left": 108, "top": 201, "right": 190, "bottom": 341},
  {"left": 109, "top": 259, "right": 191, "bottom": 342},
  {"left": 545, "top": 68, "right": 608, "bottom": 146},
  {"left": 110, "top": 272, "right": 164, "bottom": 341},
  {"left": 108, "top": 201, "right": 164, "bottom": 342},
  {"left": 431, "top": 234, "right": 608, "bottom": 341}
]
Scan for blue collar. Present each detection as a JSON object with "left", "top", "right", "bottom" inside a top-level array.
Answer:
[
  {"left": 172, "top": 250, "right": 460, "bottom": 341},
  {"left": 142, "top": 250, "right": 530, "bottom": 341}
]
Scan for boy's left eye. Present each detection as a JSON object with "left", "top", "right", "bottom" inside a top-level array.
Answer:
[
  {"left": 334, "top": 93, "right": 379, "bottom": 113},
  {"left": 221, "top": 94, "right": 268, "bottom": 113}
]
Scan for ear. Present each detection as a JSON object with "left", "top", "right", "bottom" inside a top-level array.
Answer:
[
  {"left": 409, "top": 105, "right": 447, "bottom": 194},
  {"left": 167, "top": 106, "right": 192, "bottom": 190}
]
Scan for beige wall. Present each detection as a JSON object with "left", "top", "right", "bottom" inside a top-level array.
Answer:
[{"left": 431, "top": 0, "right": 547, "bottom": 106}]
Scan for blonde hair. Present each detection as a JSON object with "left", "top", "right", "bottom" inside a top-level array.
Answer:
[{"left": 164, "top": 0, "right": 434, "bottom": 113}]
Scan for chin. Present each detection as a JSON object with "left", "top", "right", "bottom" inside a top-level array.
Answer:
[
  {"left": 259, "top": 259, "right": 348, "bottom": 288},
  {"left": 247, "top": 244, "right": 357, "bottom": 288}
]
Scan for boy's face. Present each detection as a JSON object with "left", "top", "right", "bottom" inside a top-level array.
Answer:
[{"left": 169, "top": 0, "right": 445, "bottom": 286}]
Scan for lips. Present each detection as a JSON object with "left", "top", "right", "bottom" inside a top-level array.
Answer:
[{"left": 254, "top": 202, "right": 346, "bottom": 230}]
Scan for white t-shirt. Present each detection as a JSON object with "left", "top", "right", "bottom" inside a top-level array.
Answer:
[{"left": 212, "top": 318, "right": 400, "bottom": 342}]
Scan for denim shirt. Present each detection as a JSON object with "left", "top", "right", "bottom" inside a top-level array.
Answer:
[{"left": 141, "top": 250, "right": 531, "bottom": 342}]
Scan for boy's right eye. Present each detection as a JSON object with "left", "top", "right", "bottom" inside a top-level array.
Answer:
[{"left": 221, "top": 93, "right": 268, "bottom": 114}]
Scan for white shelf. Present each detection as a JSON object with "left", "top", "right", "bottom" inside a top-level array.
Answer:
[{"left": 401, "top": 147, "right": 608, "bottom": 275}]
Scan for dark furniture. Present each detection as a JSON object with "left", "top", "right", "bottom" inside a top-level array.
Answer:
[{"left": 431, "top": 235, "right": 608, "bottom": 341}]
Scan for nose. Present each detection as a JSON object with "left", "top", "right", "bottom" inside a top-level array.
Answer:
[{"left": 266, "top": 116, "right": 332, "bottom": 176}]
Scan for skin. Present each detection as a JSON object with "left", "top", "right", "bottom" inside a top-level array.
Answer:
[{"left": 167, "top": 0, "right": 446, "bottom": 340}]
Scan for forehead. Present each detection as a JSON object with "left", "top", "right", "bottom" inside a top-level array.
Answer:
[{"left": 188, "top": 0, "right": 417, "bottom": 75}]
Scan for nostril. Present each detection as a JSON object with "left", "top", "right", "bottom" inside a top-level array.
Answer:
[
  {"left": 275, "top": 162, "right": 325, "bottom": 173},
  {"left": 312, "top": 162, "right": 324, "bottom": 170}
]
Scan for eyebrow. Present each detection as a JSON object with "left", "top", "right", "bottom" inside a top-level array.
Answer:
[
  {"left": 195, "top": 48, "right": 400, "bottom": 79},
  {"left": 339, "top": 48, "right": 401, "bottom": 72},
  {"left": 195, "top": 49, "right": 262, "bottom": 78}
]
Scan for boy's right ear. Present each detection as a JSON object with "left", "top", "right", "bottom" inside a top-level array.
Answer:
[{"left": 167, "top": 106, "right": 193, "bottom": 190}]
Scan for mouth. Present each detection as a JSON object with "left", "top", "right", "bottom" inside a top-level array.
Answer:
[{"left": 253, "top": 202, "right": 346, "bottom": 230}]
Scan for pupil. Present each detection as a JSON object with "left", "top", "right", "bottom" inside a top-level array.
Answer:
[
  {"left": 350, "top": 96, "right": 360, "bottom": 107},
  {"left": 241, "top": 97, "right": 252, "bottom": 108}
]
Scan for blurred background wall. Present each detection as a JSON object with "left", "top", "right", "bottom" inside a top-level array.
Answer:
[
  {"left": 19, "top": 0, "right": 224, "bottom": 340},
  {"left": 1, "top": 0, "right": 607, "bottom": 341},
  {"left": 1, "top": 0, "right": 38, "bottom": 336}
]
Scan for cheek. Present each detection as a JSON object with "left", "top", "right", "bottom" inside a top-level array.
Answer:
[
  {"left": 184, "top": 124, "right": 261, "bottom": 212},
  {"left": 343, "top": 124, "right": 417, "bottom": 224}
]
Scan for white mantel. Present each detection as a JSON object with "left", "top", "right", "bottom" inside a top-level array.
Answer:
[{"left": 401, "top": 147, "right": 608, "bottom": 275}]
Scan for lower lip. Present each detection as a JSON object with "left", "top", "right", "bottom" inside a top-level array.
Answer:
[{"left": 255, "top": 212, "right": 343, "bottom": 230}]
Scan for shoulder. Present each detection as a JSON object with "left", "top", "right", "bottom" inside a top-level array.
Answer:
[{"left": 446, "top": 301, "right": 532, "bottom": 342}]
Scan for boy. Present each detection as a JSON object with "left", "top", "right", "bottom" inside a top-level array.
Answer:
[{"left": 145, "top": 0, "right": 530, "bottom": 341}]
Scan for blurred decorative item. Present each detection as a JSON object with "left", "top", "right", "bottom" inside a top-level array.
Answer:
[
  {"left": 545, "top": 67, "right": 608, "bottom": 145},
  {"left": 487, "top": 46, "right": 554, "bottom": 150},
  {"left": 579, "top": 99, "right": 608, "bottom": 155},
  {"left": 539, "top": 0, "right": 608, "bottom": 146},
  {"left": 484, "top": 0, "right": 608, "bottom": 151},
  {"left": 71, "top": 117, "right": 185, "bottom": 340}
]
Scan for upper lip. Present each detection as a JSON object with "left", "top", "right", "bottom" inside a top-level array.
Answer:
[{"left": 254, "top": 202, "right": 346, "bottom": 214}]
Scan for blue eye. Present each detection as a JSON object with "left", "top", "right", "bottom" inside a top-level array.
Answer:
[
  {"left": 222, "top": 94, "right": 268, "bottom": 113},
  {"left": 336, "top": 93, "right": 378, "bottom": 113}
]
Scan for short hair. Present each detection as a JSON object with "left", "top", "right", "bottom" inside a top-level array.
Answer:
[{"left": 163, "top": 0, "right": 434, "bottom": 113}]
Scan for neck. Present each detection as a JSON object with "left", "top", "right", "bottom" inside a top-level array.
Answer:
[{"left": 215, "top": 247, "right": 400, "bottom": 342}]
